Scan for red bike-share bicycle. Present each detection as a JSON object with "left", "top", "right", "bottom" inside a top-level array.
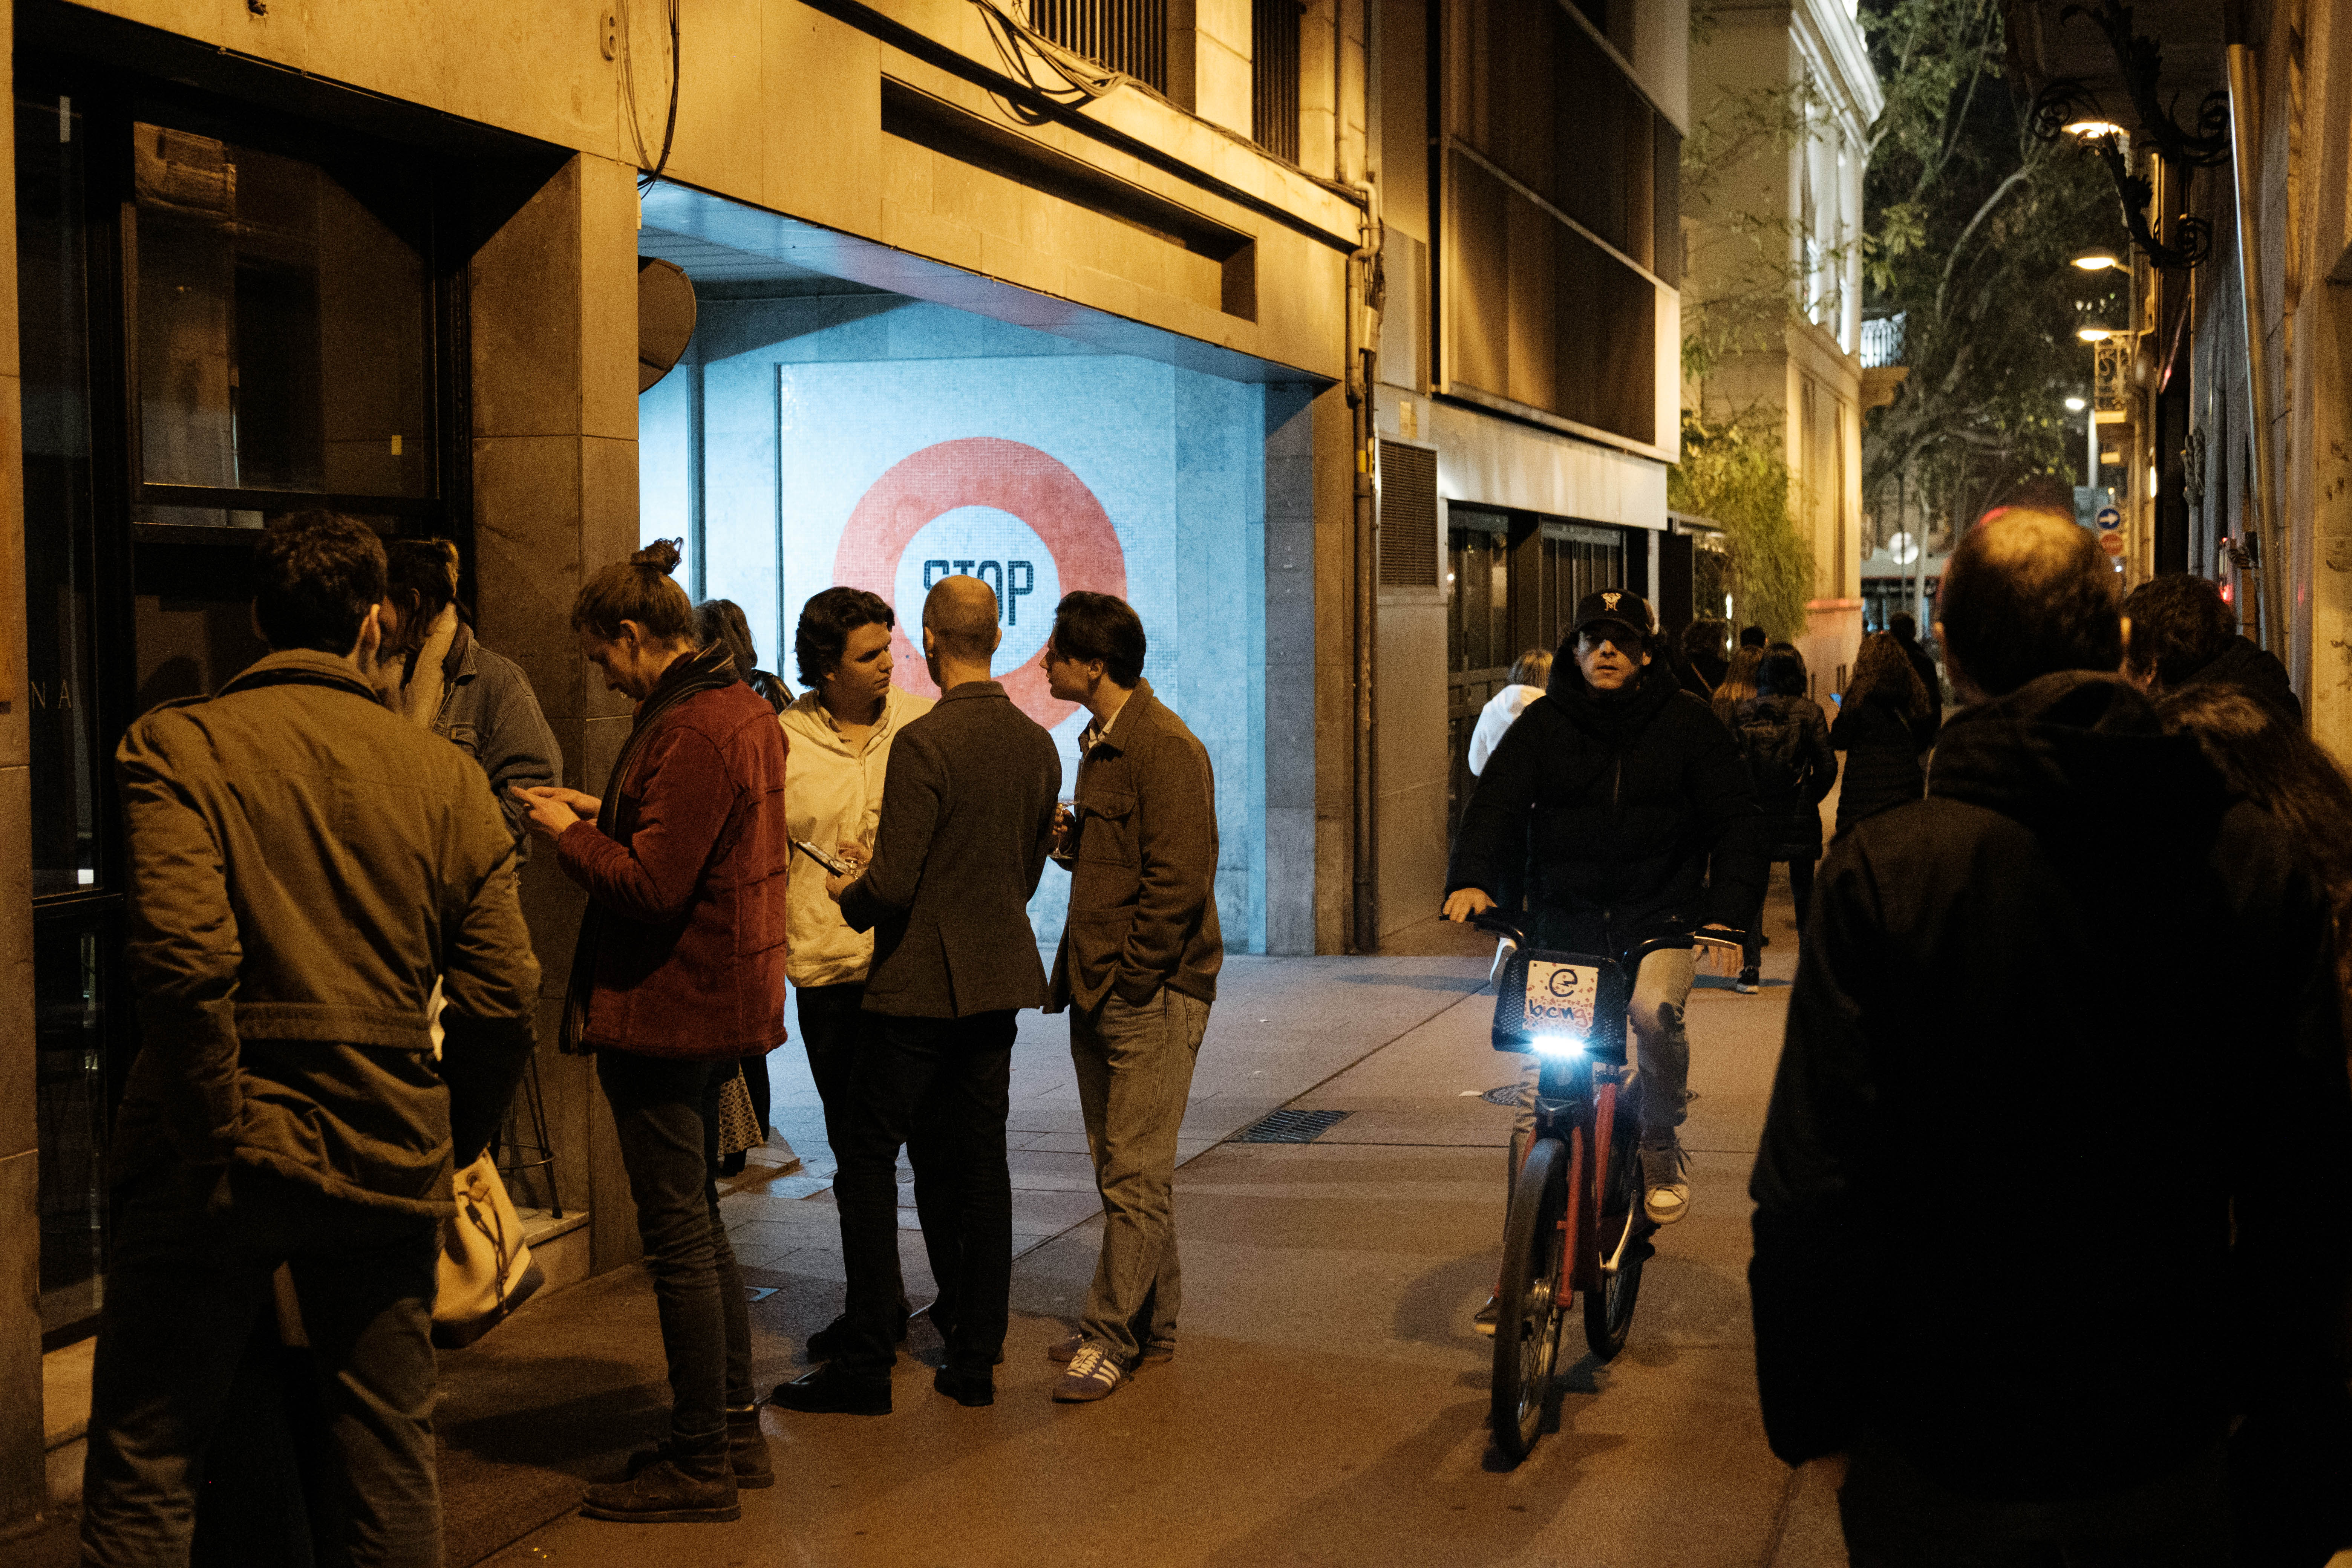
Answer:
[{"left": 1479, "top": 911, "right": 1682, "bottom": 1462}]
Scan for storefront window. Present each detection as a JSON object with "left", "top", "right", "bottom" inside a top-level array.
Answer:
[
  {"left": 21, "top": 92, "right": 103, "bottom": 897},
  {"left": 133, "top": 121, "right": 433, "bottom": 520}
]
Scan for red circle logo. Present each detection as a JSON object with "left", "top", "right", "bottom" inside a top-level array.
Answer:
[{"left": 832, "top": 437, "right": 1128, "bottom": 728}]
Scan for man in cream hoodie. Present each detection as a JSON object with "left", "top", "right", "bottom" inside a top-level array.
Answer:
[{"left": 779, "top": 586, "right": 933, "bottom": 1356}]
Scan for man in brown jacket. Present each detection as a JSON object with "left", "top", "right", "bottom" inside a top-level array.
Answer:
[
  {"left": 81, "top": 512, "right": 539, "bottom": 1568},
  {"left": 1038, "top": 591, "right": 1220, "bottom": 1403}
]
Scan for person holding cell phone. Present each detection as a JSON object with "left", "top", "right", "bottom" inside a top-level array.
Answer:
[{"left": 778, "top": 588, "right": 935, "bottom": 1356}]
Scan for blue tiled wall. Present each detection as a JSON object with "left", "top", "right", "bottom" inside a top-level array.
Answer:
[{"left": 640, "top": 292, "right": 1266, "bottom": 956}]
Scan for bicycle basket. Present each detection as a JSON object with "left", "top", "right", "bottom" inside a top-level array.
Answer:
[{"left": 1490, "top": 946, "right": 1631, "bottom": 1059}]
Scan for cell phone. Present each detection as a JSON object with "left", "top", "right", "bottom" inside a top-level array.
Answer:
[{"left": 793, "top": 838, "right": 851, "bottom": 876}]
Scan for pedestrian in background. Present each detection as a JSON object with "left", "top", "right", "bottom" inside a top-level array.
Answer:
[
  {"left": 1885, "top": 610, "right": 1943, "bottom": 737},
  {"left": 1740, "top": 624, "right": 1767, "bottom": 651},
  {"left": 776, "top": 575, "right": 1060, "bottom": 1415},
  {"left": 1466, "top": 648, "right": 1552, "bottom": 775},
  {"left": 1681, "top": 617, "right": 1731, "bottom": 693},
  {"left": 1750, "top": 507, "right": 2352, "bottom": 1565},
  {"left": 699, "top": 597, "right": 792, "bottom": 715},
  {"left": 2122, "top": 571, "right": 2302, "bottom": 724},
  {"left": 1828, "top": 632, "right": 1935, "bottom": 838},
  {"left": 371, "top": 537, "right": 562, "bottom": 856},
  {"left": 520, "top": 538, "right": 790, "bottom": 1523},
  {"left": 780, "top": 586, "right": 934, "bottom": 1356},
  {"left": 83, "top": 512, "right": 539, "bottom": 1568},
  {"left": 1709, "top": 644, "right": 1765, "bottom": 729},
  {"left": 1039, "top": 592, "right": 1221, "bottom": 1404},
  {"left": 1727, "top": 647, "right": 1834, "bottom": 994},
  {"left": 2157, "top": 681, "right": 2352, "bottom": 1563}
]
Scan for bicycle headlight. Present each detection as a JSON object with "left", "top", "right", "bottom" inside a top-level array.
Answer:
[{"left": 1528, "top": 1034, "right": 1585, "bottom": 1057}]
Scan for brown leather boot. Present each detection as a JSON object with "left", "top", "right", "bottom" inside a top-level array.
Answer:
[
  {"left": 583, "top": 1435, "right": 740, "bottom": 1523},
  {"left": 726, "top": 1404, "right": 774, "bottom": 1489}
]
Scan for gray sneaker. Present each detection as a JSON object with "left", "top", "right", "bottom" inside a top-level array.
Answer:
[
  {"left": 1640, "top": 1139, "right": 1690, "bottom": 1225},
  {"left": 1053, "top": 1343, "right": 1126, "bottom": 1402}
]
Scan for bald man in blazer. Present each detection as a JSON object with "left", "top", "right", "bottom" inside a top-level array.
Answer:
[{"left": 774, "top": 575, "right": 1061, "bottom": 1413}]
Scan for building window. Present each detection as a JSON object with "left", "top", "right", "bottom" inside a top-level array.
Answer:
[
  {"left": 131, "top": 122, "right": 438, "bottom": 525},
  {"left": 1252, "top": 0, "right": 1300, "bottom": 162},
  {"left": 1029, "top": 0, "right": 1168, "bottom": 92},
  {"left": 1441, "top": 0, "right": 1672, "bottom": 445}
]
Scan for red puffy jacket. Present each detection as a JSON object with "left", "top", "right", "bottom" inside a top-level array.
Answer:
[{"left": 557, "top": 679, "right": 790, "bottom": 1058}]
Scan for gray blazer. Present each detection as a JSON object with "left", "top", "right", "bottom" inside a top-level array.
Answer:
[{"left": 839, "top": 680, "right": 1063, "bottom": 1018}]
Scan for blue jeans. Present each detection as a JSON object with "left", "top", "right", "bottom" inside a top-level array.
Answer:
[
  {"left": 80, "top": 1163, "right": 442, "bottom": 1568},
  {"left": 597, "top": 1052, "right": 755, "bottom": 1445},
  {"left": 1070, "top": 986, "right": 1211, "bottom": 1363}
]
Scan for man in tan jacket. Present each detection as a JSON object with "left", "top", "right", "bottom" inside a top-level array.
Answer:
[
  {"left": 80, "top": 512, "right": 539, "bottom": 1568},
  {"left": 1038, "top": 591, "right": 1220, "bottom": 1403}
]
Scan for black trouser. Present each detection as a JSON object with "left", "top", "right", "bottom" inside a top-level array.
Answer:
[
  {"left": 795, "top": 983, "right": 930, "bottom": 1316},
  {"left": 597, "top": 1052, "right": 755, "bottom": 1444},
  {"left": 1743, "top": 856, "right": 1818, "bottom": 969},
  {"left": 81, "top": 1162, "right": 441, "bottom": 1568},
  {"left": 833, "top": 1009, "right": 1017, "bottom": 1377}
]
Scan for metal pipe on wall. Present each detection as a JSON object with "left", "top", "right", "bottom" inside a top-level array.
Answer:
[
  {"left": 2226, "top": 42, "right": 2289, "bottom": 666},
  {"left": 1345, "top": 0, "right": 1381, "bottom": 952}
]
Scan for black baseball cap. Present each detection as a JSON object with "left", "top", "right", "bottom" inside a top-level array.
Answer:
[{"left": 1568, "top": 589, "right": 1655, "bottom": 648}]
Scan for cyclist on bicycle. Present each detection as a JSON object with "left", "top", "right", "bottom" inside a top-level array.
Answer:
[{"left": 1445, "top": 590, "right": 1766, "bottom": 1241}]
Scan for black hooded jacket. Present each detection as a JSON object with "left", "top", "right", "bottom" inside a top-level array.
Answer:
[
  {"left": 2181, "top": 634, "right": 2303, "bottom": 725},
  {"left": 1447, "top": 656, "right": 1767, "bottom": 954},
  {"left": 1751, "top": 671, "right": 2352, "bottom": 1500}
]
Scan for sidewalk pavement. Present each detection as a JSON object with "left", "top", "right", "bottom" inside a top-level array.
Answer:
[{"left": 456, "top": 881, "right": 1841, "bottom": 1567}]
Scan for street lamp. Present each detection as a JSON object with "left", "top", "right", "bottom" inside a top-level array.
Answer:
[
  {"left": 2077, "top": 326, "right": 2120, "bottom": 487},
  {"left": 2062, "top": 118, "right": 2127, "bottom": 140},
  {"left": 2076, "top": 325, "right": 2118, "bottom": 342},
  {"left": 2070, "top": 249, "right": 2124, "bottom": 271}
]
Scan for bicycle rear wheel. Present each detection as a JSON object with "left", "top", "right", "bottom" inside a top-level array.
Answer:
[
  {"left": 1492, "top": 1133, "right": 1568, "bottom": 1461},
  {"left": 1583, "top": 1105, "right": 1647, "bottom": 1361}
]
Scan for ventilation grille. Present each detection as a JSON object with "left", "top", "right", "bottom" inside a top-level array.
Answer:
[
  {"left": 1029, "top": 0, "right": 1167, "bottom": 91},
  {"left": 1379, "top": 441, "right": 1439, "bottom": 587},
  {"left": 1253, "top": 0, "right": 1301, "bottom": 162},
  {"left": 1230, "top": 1108, "right": 1352, "bottom": 1144}
]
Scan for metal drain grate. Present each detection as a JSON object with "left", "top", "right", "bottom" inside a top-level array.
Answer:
[
  {"left": 1481, "top": 1084, "right": 1523, "bottom": 1108},
  {"left": 1230, "top": 1108, "right": 1352, "bottom": 1144}
]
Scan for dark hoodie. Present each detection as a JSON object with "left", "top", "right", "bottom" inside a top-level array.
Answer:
[
  {"left": 1447, "top": 654, "right": 1767, "bottom": 954},
  {"left": 1750, "top": 671, "right": 2352, "bottom": 1500},
  {"left": 2181, "top": 634, "right": 2303, "bottom": 725}
]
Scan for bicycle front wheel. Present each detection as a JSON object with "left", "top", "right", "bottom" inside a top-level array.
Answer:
[
  {"left": 1583, "top": 1103, "right": 1647, "bottom": 1361},
  {"left": 1492, "top": 1133, "right": 1568, "bottom": 1461}
]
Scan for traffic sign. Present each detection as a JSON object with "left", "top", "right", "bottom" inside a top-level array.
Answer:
[
  {"left": 2098, "top": 531, "right": 2125, "bottom": 557},
  {"left": 2096, "top": 506, "right": 2122, "bottom": 530}
]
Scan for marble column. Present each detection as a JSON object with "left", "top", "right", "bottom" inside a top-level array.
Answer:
[{"left": 469, "top": 153, "right": 645, "bottom": 1274}]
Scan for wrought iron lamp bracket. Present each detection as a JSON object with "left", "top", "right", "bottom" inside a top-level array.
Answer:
[{"left": 2028, "top": 0, "right": 2228, "bottom": 271}]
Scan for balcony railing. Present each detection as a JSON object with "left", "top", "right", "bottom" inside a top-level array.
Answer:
[{"left": 1859, "top": 312, "right": 1905, "bottom": 368}]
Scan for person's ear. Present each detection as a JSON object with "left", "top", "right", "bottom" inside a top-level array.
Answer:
[
  {"left": 988, "top": 622, "right": 1003, "bottom": 655},
  {"left": 921, "top": 623, "right": 938, "bottom": 659},
  {"left": 350, "top": 603, "right": 383, "bottom": 666}
]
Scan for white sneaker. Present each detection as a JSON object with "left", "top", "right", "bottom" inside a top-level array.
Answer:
[{"left": 1640, "top": 1140, "right": 1690, "bottom": 1225}]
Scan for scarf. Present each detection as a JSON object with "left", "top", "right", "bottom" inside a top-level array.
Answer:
[{"left": 558, "top": 640, "right": 740, "bottom": 1054}]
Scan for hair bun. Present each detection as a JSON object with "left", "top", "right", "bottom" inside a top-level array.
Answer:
[{"left": 632, "top": 538, "right": 684, "bottom": 576}]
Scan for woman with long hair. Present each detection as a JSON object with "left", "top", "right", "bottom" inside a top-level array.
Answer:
[
  {"left": 1830, "top": 631, "right": 1936, "bottom": 836},
  {"left": 518, "top": 539, "right": 790, "bottom": 1523},
  {"left": 697, "top": 597, "right": 792, "bottom": 714},
  {"left": 1710, "top": 645, "right": 1765, "bottom": 729}
]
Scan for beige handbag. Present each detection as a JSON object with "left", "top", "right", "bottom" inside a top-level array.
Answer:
[
  {"left": 432, "top": 1151, "right": 545, "bottom": 1348},
  {"left": 426, "top": 977, "right": 544, "bottom": 1347}
]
